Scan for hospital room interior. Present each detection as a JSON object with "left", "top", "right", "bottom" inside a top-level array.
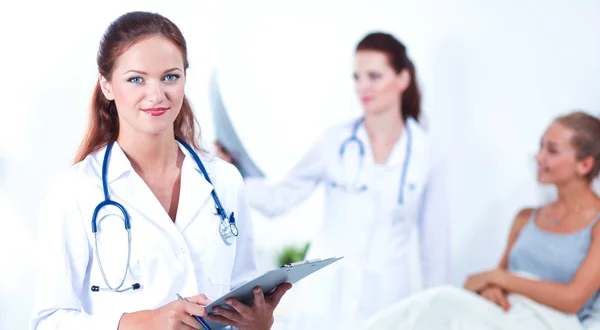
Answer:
[{"left": 2, "top": 0, "right": 600, "bottom": 329}]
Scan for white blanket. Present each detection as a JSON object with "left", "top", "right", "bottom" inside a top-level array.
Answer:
[{"left": 355, "top": 285, "right": 585, "bottom": 330}]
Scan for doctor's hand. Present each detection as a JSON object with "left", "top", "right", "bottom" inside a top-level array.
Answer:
[
  {"left": 118, "top": 294, "right": 212, "bottom": 330},
  {"left": 214, "top": 141, "right": 234, "bottom": 164},
  {"left": 479, "top": 285, "right": 511, "bottom": 312},
  {"left": 206, "top": 282, "right": 293, "bottom": 330}
]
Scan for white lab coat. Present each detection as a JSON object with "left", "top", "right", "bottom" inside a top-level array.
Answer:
[
  {"left": 30, "top": 142, "right": 258, "bottom": 330},
  {"left": 245, "top": 117, "right": 451, "bottom": 330}
]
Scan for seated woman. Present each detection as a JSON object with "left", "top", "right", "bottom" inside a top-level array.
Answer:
[{"left": 357, "top": 111, "right": 600, "bottom": 330}]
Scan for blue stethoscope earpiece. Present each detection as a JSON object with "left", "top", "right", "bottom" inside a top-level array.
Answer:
[{"left": 90, "top": 137, "right": 237, "bottom": 293}]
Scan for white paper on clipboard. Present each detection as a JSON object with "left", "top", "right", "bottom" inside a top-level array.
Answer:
[
  {"left": 209, "top": 69, "right": 265, "bottom": 179},
  {"left": 203, "top": 256, "right": 343, "bottom": 329}
]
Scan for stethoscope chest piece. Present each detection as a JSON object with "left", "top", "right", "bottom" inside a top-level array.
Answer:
[{"left": 218, "top": 212, "right": 239, "bottom": 246}]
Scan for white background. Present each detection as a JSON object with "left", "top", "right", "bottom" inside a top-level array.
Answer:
[{"left": 1, "top": 0, "right": 600, "bottom": 328}]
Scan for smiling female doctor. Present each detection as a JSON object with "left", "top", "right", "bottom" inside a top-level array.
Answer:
[
  {"left": 217, "top": 32, "right": 451, "bottom": 329},
  {"left": 29, "top": 11, "right": 290, "bottom": 330}
]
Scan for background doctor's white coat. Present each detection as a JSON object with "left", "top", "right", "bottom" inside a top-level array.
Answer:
[{"left": 1, "top": 0, "right": 600, "bottom": 329}]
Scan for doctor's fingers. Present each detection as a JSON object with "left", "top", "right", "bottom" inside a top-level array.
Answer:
[
  {"left": 177, "top": 303, "right": 210, "bottom": 330},
  {"left": 160, "top": 303, "right": 204, "bottom": 330},
  {"left": 178, "top": 316, "right": 204, "bottom": 330},
  {"left": 222, "top": 297, "right": 252, "bottom": 316},
  {"left": 252, "top": 287, "right": 266, "bottom": 307},
  {"left": 265, "top": 282, "right": 293, "bottom": 308},
  {"left": 214, "top": 141, "right": 234, "bottom": 164},
  {"left": 205, "top": 313, "right": 241, "bottom": 329},
  {"left": 153, "top": 301, "right": 207, "bottom": 330},
  {"left": 185, "top": 293, "right": 213, "bottom": 306},
  {"left": 207, "top": 306, "right": 245, "bottom": 329},
  {"left": 178, "top": 300, "right": 209, "bottom": 319}
]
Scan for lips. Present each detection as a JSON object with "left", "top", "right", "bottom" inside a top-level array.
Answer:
[{"left": 142, "top": 107, "right": 168, "bottom": 116}]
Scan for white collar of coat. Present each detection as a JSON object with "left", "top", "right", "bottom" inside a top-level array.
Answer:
[
  {"left": 91, "top": 140, "right": 216, "bottom": 190},
  {"left": 88, "top": 140, "right": 218, "bottom": 237},
  {"left": 353, "top": 116, "right": 429, "bottom": 167}
]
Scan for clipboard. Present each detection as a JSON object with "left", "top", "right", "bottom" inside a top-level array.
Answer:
[{"left": 203, "top": 256, "right": 343, "bottom": 329}]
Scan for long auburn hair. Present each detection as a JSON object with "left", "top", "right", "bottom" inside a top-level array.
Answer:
[
  {"left": 73, "top": 11, "right": 200, "bottom": 164},
  {"left": 356, "top": 32, "right": 421, "bottom": 122}
]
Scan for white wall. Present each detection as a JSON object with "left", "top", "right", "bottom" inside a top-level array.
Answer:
[
  {"left": 2, "top": 0, "right": 600, "bottom": 328},
  {"left": 434, "top": 0, "right": 600, "bottom": 282}
]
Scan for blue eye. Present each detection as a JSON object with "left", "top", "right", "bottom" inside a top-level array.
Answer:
[
  {"left": 128, "top": 77, "right": 143, "bottom": 84},
  {"left": 164, "top": 74, "right": 179, "bottom": 82}
]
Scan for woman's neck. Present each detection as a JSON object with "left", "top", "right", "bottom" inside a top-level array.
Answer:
[
  {"left": 554, "top": 179, "right": 597, "bottom": 211},
  {"left": 363, "top": 108, "right": 405, "bottom": 144},
  {"left": 116, "top": 130, "right": 180, "bottom": 176}
]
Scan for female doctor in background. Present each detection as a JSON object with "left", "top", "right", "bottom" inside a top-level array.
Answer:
[
  {"left": 30, "top": 11, "right": 290, "bottom": 330},
  {"left": 217, "top": 32, "right": 450, "bottom": 329}
]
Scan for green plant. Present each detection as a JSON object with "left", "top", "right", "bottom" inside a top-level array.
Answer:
[{"left": 276, "top": 242, "right": 310, "bottom": 267}]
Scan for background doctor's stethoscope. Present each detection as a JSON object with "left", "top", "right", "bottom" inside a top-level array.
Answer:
[
  {"left": 325, "top": 115, "right": 418, "bottom": 254},
  {"left": 334, "top": 116, "right": 412, "bottom": 200}
]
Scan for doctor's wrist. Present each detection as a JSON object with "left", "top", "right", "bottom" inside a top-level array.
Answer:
[{"left": 117, "top": 310, "right": 153, "bottom": 330}]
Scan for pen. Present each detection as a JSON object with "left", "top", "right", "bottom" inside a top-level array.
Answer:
[{"left": 176, "top": 293, "right": 212, "bottom": 330}]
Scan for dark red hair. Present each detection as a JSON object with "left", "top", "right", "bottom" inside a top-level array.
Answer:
[
  {"left": 74, "top": 11, "right": 200, "bottom": 164},
  {"left": 356, "top": 32, "right": 421, "bottom": 122}
]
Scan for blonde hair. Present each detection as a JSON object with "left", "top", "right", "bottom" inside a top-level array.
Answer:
[{"left": 555, "top": 111, "right": 600, "bottom": 181}]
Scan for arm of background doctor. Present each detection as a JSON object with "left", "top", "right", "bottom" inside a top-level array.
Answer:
[
  {"left": 418, "top": 150, "right": 452, "bottom": 288},
  {"left": 242, "top": 130, "right": 334, "bottom": 218},
  {"left": 30, "top": 172, "right": 128, "bottom": 330}
]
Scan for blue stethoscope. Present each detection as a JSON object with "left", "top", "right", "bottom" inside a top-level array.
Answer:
[
  {"left": 333, "top": 117, "right": 412, "bottom": 207},
  {"left": 90, "top": 137, "right": 238, "bottom": 293}
]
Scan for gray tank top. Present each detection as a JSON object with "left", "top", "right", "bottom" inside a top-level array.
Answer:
[{"left": 508, "top": 209, "right": 600, "bottom": 320}]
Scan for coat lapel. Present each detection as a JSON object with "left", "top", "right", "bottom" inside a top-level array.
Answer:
[
  {"left": 92, "top": 142, "right": 183, "bottom": 248},
  {"left": 90, "top": 142, "right": 216, "bottom": 248},
  {"left": 174, "top": 144, "right": 215, "bottom": 233}
]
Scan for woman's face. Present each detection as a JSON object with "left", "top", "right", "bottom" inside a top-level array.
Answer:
[
  {"left": 99, "top": 35, "right": 186, "bottom": 138},
  {"left": 353, "top": 50, "right": 409, "bottom": 115},
  {"left": 536, "top": 121, "right": 588, "bottom": 184}
]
